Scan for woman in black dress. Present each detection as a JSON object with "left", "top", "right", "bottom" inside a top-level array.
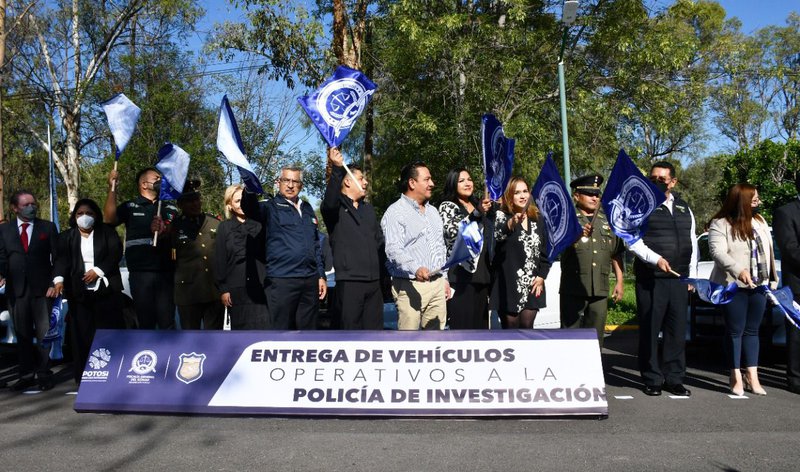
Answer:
[
  {"left": 54, "top": 198, "right": 125, "bottom": 383},
  {"left": 491, "top": 177, "right": 550, "bottom": 329},
  {"left": 213, "top": 184, "right": 269, "bottom": 329},
  {"left": 438, "top": 168, "right": 493, "bottom": 329}
]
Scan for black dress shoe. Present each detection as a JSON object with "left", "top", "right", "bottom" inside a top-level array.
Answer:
[
  {"left": 9, "top": 377, "right": 36, "bottom": 391},
  {"left": 37, "top": 378, "right": 55, "bottom": 391},
  {"left": 643, "top": 385, "right": 662, "bottom": 396},
  {"left": 663, "top": 383, "right": 691, "bottom": 397}
]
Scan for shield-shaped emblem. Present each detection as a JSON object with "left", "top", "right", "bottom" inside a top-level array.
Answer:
[{"left": 176, "top": 352, "right": 206, "bottom": 384}]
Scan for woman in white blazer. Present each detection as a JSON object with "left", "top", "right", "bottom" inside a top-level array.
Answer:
[{"left": 708, "top": 184, "right": 778, "bottom": 396}]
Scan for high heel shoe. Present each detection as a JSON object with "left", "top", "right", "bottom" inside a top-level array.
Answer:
[
  {"left": 742, "top": 375, "right": 767, "bottom": 396},
  {"left": 729, "top": 385, "right": 744, "bottom": 396},
  {"left": 729, "top": 370, "right": 744, "bottom": 396}
]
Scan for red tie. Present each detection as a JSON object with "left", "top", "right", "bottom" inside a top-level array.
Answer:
[{"left": 20, "top": 222, "right": 29, "bottom": 252}]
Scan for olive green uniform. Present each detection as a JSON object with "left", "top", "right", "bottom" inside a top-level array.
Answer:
[
  {"left": 172, "top": 213, "right": 224, "bottom": 329},
  {"left": 559, "top": 210, "right": 624, "bottom": 346}
]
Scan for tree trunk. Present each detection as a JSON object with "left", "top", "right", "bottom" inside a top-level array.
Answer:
[
  {"left": 0, "top": 0, "right": 6, "bottom": 220},
  {"left": 63, "top": 114, "right": 81, "bottom": 209}
]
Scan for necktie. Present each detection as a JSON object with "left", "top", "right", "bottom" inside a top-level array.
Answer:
[{"left": 20, "top": 223, "right": 29, "bottom": 252}]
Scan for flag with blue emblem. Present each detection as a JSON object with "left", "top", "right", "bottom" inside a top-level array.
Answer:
[
  {"left": 217, "top": 95, "right": 264, "bottom": 194},
  {"left": 298, "top": 66, "right": 376, "bottom": 148},
  {"left": 761, "top": 286, "right": 800, "bottom": 329},
  {"left": 601, "top": 149, "right": 666, "bottom": 246},
  {"left": 155, "top": 143, "right": 190, "bottom": 200},
  {"left": 441, "top": 220, "right": 484, "bottom": 271},
  {"left": 43, "top": 296, "right": 65, "bottom": 346},
  {"left": 100, "top": 93, "right": 141, "bottom": 159},
  {"left": 481, "top": 114, "right": 515, "bottom": 201},
  {"left": 683, "top": 279, "right": 738, "bottom": 305},
  {"left": 532, "top": 153, "right": 582, "bottom": 262}
]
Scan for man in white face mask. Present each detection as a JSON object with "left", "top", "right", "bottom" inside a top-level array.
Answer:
[{"left": 0, "top": 190, "right": 61, "bottom": 391}]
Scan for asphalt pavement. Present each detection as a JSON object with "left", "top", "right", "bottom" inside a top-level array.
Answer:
[{"left": 1, "top": 331, "right": 798, "bottom": 472}]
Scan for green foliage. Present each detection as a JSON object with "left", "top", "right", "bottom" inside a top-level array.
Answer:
[{"left": 606, "top": 277, "right": 637, "bottom": 326}]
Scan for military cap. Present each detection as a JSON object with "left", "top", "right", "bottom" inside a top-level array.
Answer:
[
  {"left": 179, "top": 177, "right": 202, "bottom": 199},
  {"left": 570, "top": 174, "right": 604, "bottom": 196}
]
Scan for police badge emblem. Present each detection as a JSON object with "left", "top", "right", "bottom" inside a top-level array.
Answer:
[{"left": 176, "top": 352, "right": 206, "bottom": 384}]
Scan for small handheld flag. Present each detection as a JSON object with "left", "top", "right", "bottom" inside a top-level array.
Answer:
[
  {"left": 155, "top": 143, "right": 191, "bottom": 201},
  {"left": 761, "top": 285, "right": 800, "bottom": 330},
  {"left": 684, "top": 279, "right": 738, "bottom": 305},
  {"left": 482, "top": 114, "right": 515, "bottom": 201},
  {"left": 101, "top": 93, "right": 141, "bottom": 159},
  {"left": 440, "top": 220, "right": 484, "bottom": 272},
  {"left": 217, "top": 95, "right": 264, "bottom": 194},
  {"left": 601, "top": 149, "right": 666, "bottom": 246},
  {"left": 532, "top": 153, "right": 582, "bottom": 262},
  {"left": 298, "top": 66, "right": 376, "bottom": 148}
]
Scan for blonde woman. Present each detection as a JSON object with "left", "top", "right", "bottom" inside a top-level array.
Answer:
[{"left": 212, "top": 185, "right": 268, "bottom": 329}]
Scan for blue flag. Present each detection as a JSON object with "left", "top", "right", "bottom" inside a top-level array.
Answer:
[
  {"left": 43, "top": 296, "right": 65, "bottom": 346},
  {"left": 683, "top": 278, "right": 738, "bottom": 305},
  {"left": 298, "top": 66, "right": 376, "bottom": 148},
  {"left": 441, "top": 220, "right": 484, "bottom": 271},
  {"left": 481, "top": 114, "right": 515, "bottom": 201},
  {"left": 100, "top": 93, "right": 141, "bottom": 159},
  {"left": 761, "top": 286, "right": 800, "bottom": 329},
  {"left": 156, "top": 143, "right": 190, "bottom": 201},
  {"left": 601, "top": 149, "right": 666, "bottom": 246},
  {"left": 217, "top": 95, "right": 264, "bottom": 194},
  {"left": 532, "top": 153, "right": 583, "bottom": 262}
]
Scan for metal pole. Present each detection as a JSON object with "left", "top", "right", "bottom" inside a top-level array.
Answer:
[{"left": 558, "top": 28, "right": 571, "bottom": 184}]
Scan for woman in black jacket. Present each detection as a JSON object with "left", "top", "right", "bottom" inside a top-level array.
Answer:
[{"left": 55, "top": 198, "right": 124, "bottom": 383}]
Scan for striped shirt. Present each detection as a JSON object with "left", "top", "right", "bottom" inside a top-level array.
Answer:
[{"left": 381, "top": 194, "right": 447, "bottom": 278}]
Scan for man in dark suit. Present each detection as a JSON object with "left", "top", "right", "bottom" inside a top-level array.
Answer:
[
  {"left": 0, "top": 190, "right": 61, "bottom": 391},
  {"left": 773, "top": 174, "right": 800, "bottom": 395}
]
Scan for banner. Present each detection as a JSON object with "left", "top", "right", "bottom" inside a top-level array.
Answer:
[
  {"left": 481, "top": 114, "right": 515, "bottom": 201},
  {"left": 298, "top": 66, "right": 376, "bottom": 148},
  {"left": 100, "top": 93, "right": 141, "bottom": 159},
  {"left": 601, "top": 149, "right": 665, "bottom": 246},
  {"left": 532, "top": 153, "right": 582, "bottom": 262},
  {"left": 155, "top": 143, "right": 190, "bottom": 200},
  {"left": 75, "top": 330, "right": 607, "bottom": 417},
  {"left": 217, "top": 95, "right": 264, "bottom": 194}
]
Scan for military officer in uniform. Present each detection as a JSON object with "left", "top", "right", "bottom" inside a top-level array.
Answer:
[
  {"left": 170, "top": 178, "right": 224, "bottom": 330},
  {"left": 560, "top": 174, "right": 625, "bottom": 348}
]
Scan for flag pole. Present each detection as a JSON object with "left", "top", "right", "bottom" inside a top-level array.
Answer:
[
  {"left": 47, "top": 122, "right": 54, "bottom": 221},
  {"left": 152, "top": 199, "right": 162, "bottom": 247},
  {"left": 112, "top": 149, "right": 119, "bottom": 192}
]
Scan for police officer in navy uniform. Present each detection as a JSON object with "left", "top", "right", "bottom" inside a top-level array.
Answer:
[
  {"left": 170, "top": 178, "right": 223, "bottom": 330},
  {"left": 628, "top": 161, "right": 698, "bottom": 397},
  {"left": 560, "top": 174, "right": 625, "bottom": 348},
  {"left": 105, "top": 167, "right": 178, "bottom": 329}
]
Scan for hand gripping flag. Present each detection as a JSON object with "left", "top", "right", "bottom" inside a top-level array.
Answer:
[
  {"left": 532, "top": 153, "right": 582, "bottom": 262},
  {"left": 482, "top": 114, "right": 515, "bottom": 201},
  {"left": 683, "top": 279, "right": 738, "bottom": 305},
  {"left": 217, "top": 95, "right": 264, "bottom": 194},
  {"left": 156, "top": 143, "right": 190, "bottom": 200},
  {"left": 601, "top": 149, "right": 666, "bottom": 246},
  {"left": 441, "top": 220, "right": 484, "bottom": 272},
  {"left": 760, "top": 285, "right": 800, "bottom": 330},
  {"left": 298, "top": 66, "right": 377, "bottom": 148},
  {"left": 100, "top": 93, "right": 141, "bottom": 159}
]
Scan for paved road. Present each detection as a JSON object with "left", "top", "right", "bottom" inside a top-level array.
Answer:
[{"left": 1, "top": 332, "right": 798, "bottom": 471}]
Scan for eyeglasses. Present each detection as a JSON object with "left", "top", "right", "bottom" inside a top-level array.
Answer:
[{"left": 279, "top": 178, "right": 302, "bottom": 186}]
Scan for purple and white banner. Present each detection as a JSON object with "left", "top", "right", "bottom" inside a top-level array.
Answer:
[{"left": 75, "top": 330, "right": 607, "bottom": 417}]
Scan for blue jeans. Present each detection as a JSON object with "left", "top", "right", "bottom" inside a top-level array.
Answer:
[{"left": 723, "top": 289, "right": 767, "bottom": 369}]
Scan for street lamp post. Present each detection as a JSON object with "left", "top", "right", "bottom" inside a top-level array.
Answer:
[{"left": 558, "top": 1, "right": 578, "bottom": 183}]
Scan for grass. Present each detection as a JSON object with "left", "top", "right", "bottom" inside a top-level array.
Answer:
[{"left": 606, "top": 277, "right": 638, "bottom": 326}]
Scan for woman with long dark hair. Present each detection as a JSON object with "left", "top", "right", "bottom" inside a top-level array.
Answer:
[
  {"left": 708, "top": 183, "right": 778, "bottom": 396},
  {"left": 491, "top": 177, "right": 550, "bottom": 329},
  {"left": 438, "top": 168, "right": 493, "bottom": 329},
  {"left": 54, "top": 198, "right": 125, "bottom": 384}
]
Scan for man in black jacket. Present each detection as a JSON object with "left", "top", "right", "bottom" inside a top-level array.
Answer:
[
  {"left": 0, "top": 191, "right": 60, "bottom": 391},
  {"left": 321, "top": 148, "right": 385, "bottom": 329},
  {"left": 773, "top": 174, "right": 800, "bottom": 395}
]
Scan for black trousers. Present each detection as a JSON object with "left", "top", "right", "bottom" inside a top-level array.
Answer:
[
  {"left": 635, "top": 277, "right": 688, "bottom": 387},
  {"left": 129, "top": 271, "right": 175, "bottom": 330},
  {"left": 265, "top": 276, "right": 319, "bottom": 330},
  {"left": 788, "top": 316, "right": 800, "bottom": 391},
  {"left": 337, "top": 280, "right": 384, "bottom": 330},
  {"left": 10, "top": 292, "right": 51, "bottom": 380},
  {"left": 447, "top": 283, "right": 489, "bottom": 329},
  {"left": 178, "top": 301, "right": 225, "bottom": 330},
  {"left": 70, "top": 290, "right": 124, "bottom": 383}
]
